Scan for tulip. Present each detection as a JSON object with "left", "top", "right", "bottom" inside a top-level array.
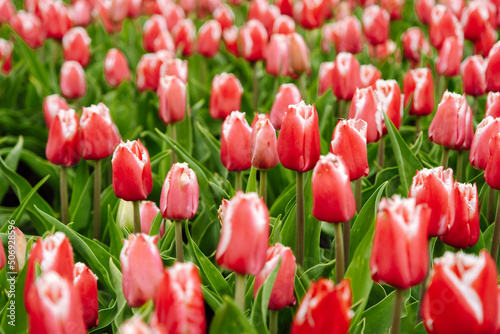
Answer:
[
  {"left": 430, "top": 5, "right": 463, "bottom": 49},
  {"left": 172, "top": 19, "right": 196, "bottom": 57},
  {"left": 0, "top": 0, "right": 14, "bottom": 24},
  {"left": 238, "top": 19, "right": 268, "bottom": 62},
  {"left": 293, "top": 0, "right": 325, "bottom": 30},
  {"left": 486, "top": 92, "right": 500, "bottom": 118},
  {"left": 43, "top": 94, "right": 70, "bottom": 129},
  {"left": 475, "top": 22, "right": 497, "bottom": 57},
  {"left": 409, "top": 167, "right": 455, "bottom": 237},
  {"left": 470, "top": 116, "right": 500, "bottom": 170},
  {"left": 270, "top": 84, "right": 301, "bottom": 129},
  {"left": 140, "top": 201, "right": 165, "bottom": 236},
  {"left": 248, "top": 0, "right": 280, "bottom": 36},
  {"left": 62, "top": 28, "right": 91, "bottom": 67},
  {"left": 486, "top": 134, "right": 500, "bottom": 190},
  {"left": 160, "top": 58, "right": 188, "bottom": 84},
  {"left": 143, "top": 15, "right": 168, "bottom": 53},
  {"left": 46, "top": 108, "right": 81, "bottom": 169},
  {"left": 120, "top": 318, "right": 155, "bottom": 334},
  {"left": 486, "top": 41, "right": 500, "bottom": 92},
  {"left": 150, "top": 263, "right": 206, "bottom": 334},
  {"left": 291, "top": 279, "right": 352, "bottom": 334},
  {"left": 273, "top": 15, "right": 295, "bottom": 35},
  {"left": 0, "top": 238, "right": 4, "bottom": 271},
  {"left": 159, "top": 3, "right": 184, "bottom": 31},
  {"left": 95, "top": 0, "right": 123, "bottom": 34},
  {"left": 403, "top": 68, "right": 435, "bottom": 116},
  {"left": 9, "top": 227, "right": 27, "bottom": 273},
  {"left": 362, "top": 5, "right": 390, "bottom": 46},
  {"left": 104, "top": 48, "right": 131, "bottom": 88},
  {"left": 197, "top": 20, "right": 222, "bottom": 58},
  {"left": 462, "top": 0, "right": 496, "bottom": 41},
  {"left": 331, "top": 52, "right": 361, "bottom": 101},
  {"left": 153, "top": 30, "right": 175, "bottom": 53},
  {"left": 26, "top": 272, "right": 86, "bottom": 333},
  {"left": 158, "top": 75, "right": 186, "bottom": 126},
  {"left": 380, "top": 0, "right": 404, "bottom": 20},
  {"left": 461, "top": 55, "right": 487, "bottom": 97},
  {"left": 360, "top": 65, "right": 382, "bottom": 89},
  {"left": 401, "top": 27, "right": 431, "bottom": 67},
  {"left": 422, "top": 251, "right": 498, "bottom": 334},
  {"left": 0, "top": 39, "right": 13, "bottom": 76},
  {"left": 209, "top": 73, "right": 243, "bottom": 120},
  {"left": 60, "top": 61, "right": 87, "bottom": 99},
  {"left": 136, "top": 53, "right": 164, "bottom": 92},
  {"left": 275, "top": 0, "right": 294, "bottom": 16},
  {"left": 375, "top": 79, "right": 402, "bottom": 133},
  {"left": 265, "top": 34, "right": 292, "bottom": 77},
  {"left": 460, "top": 106, "right": 474, "bottom": 151},
  {"left": 322, "top": 16, "right": 363, "bottom": 54},
  {"left": 436, "top": 36, "right": 464, "bottom": 77},
  {"left": 73, "top": 262, "right": 99, "bottom": 329},
  {"left": 440, "top": 0, "right": 465, "bottom": 19},
  {"left": 37, "top": 0, "right": 72, "bottom": 40},
  {"left": 415, "top": 0, "right": 435, "bottom": 24},
  {"left": 440, "top": 182, "right": 479, "bottom": 249},
  {"left": 318, "top": 62, "right": 334, "bottom": 96},
  {"left": 11, "top": 11, "right": 45, "bottom": 49},
  {"left": 289, "top": 32, "right": 310, "bottom": 75},
  {"left": 348, "top": 87, "right": 384, "bottom": 144},
  {"left": 368, "top": 39, "right": 397, "bottom": 61},
  {"left": 128, "top": 0, "right": 142, "bottom": 18},
  {"left": 223, "top": 26, "right": 239, "bottom": 57},
  {"left": 213, "top": 4, "right": 234, "bottom": 31}
]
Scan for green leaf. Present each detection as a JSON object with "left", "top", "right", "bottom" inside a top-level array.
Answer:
[
  {"left": 0, "top": 136, "right": 23, "bottom": 202},
  {"left": 69, "top": 162, "right": 93, "bottom": 232},
  {"left": 245, "top": 167, "right": 258, "bottom": 193},
  {"left": 196, "top": 121, "right": 226, "bottom": 176},
  {"left": 108, "top": 205, "right": 124, "bottom": 259},
  {"left": 361, "top": 290, "right": 400, "bottom": 334},
  {"left": 209, "top": 297, "right": 257, "bottom": 334},
  {"left": 250, "top": 260, "right": 281, "bottom": 332},
  {"left": 149, "top": 212, "right": 163, "bottom": 236}
]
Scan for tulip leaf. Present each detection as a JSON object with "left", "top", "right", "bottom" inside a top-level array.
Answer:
[
  {"left": 196, "top": 121, "right": 226, "bottom": 176},
  {"left": 108, "top": 205, "right": 124, "bottom": 259},
  {"left": 149, "top": 212, "right": 164, "bottom": 236},
  {"left": 0, "top": 257, "right": 28, "bottom": 334},
  {"left": 209, "top": 296, "right": 258, "bottom": 334},
  {"left": 202, "top": 285, "right": 223, "bottom": 311},
  {"left": 88, "top": 300, "right": 118, "bottom": 333},
  {"left": 250, "top": 259, "right": 281, "bottom": 332},
  {"left": 246, "top": 167, "right": 258, "bottom": 193},
  {"left": 69, "top": 162, "right": 93, "bottom": 232},
  {"left": 360, "top": 290, "right": 409, "bottom": 334},
  {"left": 13, "top": 35, "right": 51, "bottom": 95},
  {"left": 0, "top": 136, "right": 23, "bottom": 202}
]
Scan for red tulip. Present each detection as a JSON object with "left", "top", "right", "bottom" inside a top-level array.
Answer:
[
  {"left": 159, "top": 3, "right": 185, "bottom": 31},
  {"left": 0, "top": 0, "right": 14, "bottom": 24},
  {"left": 331, "top": 52, "right": 361, "bottom": 101},
  {"left": 401, "top": 27, "right": 431, "bottom": 66},
  {"left": 150, "top": 263, "right": 206, "bottom": 334},
  {"left": 439, "top": 0, "right": 465, "bottom": 19},
  {"left": 112, "top": 140, "right": 153, "bottom": 202},
  {"left": 275, "top": 0, "right": 294, "bottom": 16},
  {"left": 369, "top": 39, "right": 397, "bottom": 60},
  {"left": 143, "top": 15, "right": 168, "bottom": 53},
  {"left": 160, "top": 162, "right": 199, "bottom": 220},
  {"left": 318, "top": 62, "right": 334, "bottom": 96},
  {"left": 430, "top": 5, "right": 464, "bottom": 49},
  {"left": 197, "top": 20, "right": 222, "bottom": 58},
  {"left": 0, "top": 238, "right": 4, "bottom": 271},
  {"left": 485, "top": 133, "right": 500, "bottom": 190},
  {"left": 73, "top": 262, "right": 99, "bottom": 329},
  {"left": 270, "top": 83, "right": 301, "bottom": 129},
  {"left": 475, "top": 22, "right": 497, "bottom": 57},
  {"left": 216, "top": 191, "right": 270, "bottom": 275},
  {"left": 223, "top": 25, "right": 239, "bottom": 57},
  {"left": 380, "top": 0, "right": 404, "bottom": 20},
  {"left": 120, "top": 318, "right": 155, "bottom": 334},
  {"left": 403, "top": 68, "right": 435, "bottom": 116},
  {"left": 43, "top": 94, "right": 70, "bottom": 129},
  {"left": 60, "top": 61, "right": 87, "bottom": 99},
  {"left": 213, "top": 4, "right": 234, "bottom": 31},
  {"left": 128, "top": 0, "right": 142, "bottom": 18},
  {"left": 104, "top": 48, "right": 131, "bottom": 88},
  {"left": 38, "top": 0, "right": 72, "bottom": 40},
  {"left": 265, "top": 34, "right": 291, "bottom": 77},
  {"left": 26, "top": 272, "right": 86, "bottom": 333},
  {"left": 291, "top": 279, "right": 352, "bottom": 334},
  {"left": 172, "top": 18, "right": 196, "bottom": 57},
  {"left": 326, "top": 16, "right": 363, "bottom": 54},
  {"left": 8, "top": 227, "right": 27, "bottom": 273},
  {"left": 375, "top": 79, "right": 402, "bottom": 132},
  {"left": 461, "top": 106, "right": 475, "bottom": 151},
  {"left": 250, "top": 118, "right": 279, "bottom": 170},
  {"left": 153, "top": 30, "right": 175, "bottom": 53},
  {"left": 238, "top": 19, "right": 268, "bottom": 62},
  {"left": 0, "top": 39, "right": 13, "bottom": 76},
  {"left": 348, "top": 87, "right": 384, "bottom": 143},
  {"left": 462, "top": 0, "right": 497, "bottom": 41},
  {"left": 209, "top": 73, "right": 243, "bottom": 120},
  {"left": 158, "top": 75, "right": 186, "bottom": 125},
  {"left": 277, "top": 101, "right": 321, "bottom": 172},
  {"left": 248, "top": 0, "right": 280, "bottom": 36},
  {"left": 470, "top": 116, "right": 500, "bottom": 170},
  {"left": 428, "top": 91, "right": 467, "bottom": 149},
  {"left": 370, "top": 196, "right": 431, "bottom": 289},
  {"left": 440, "top": 182, "right": 479, "bottom": 248},
  {"left": 415, "top": 0, "right": 435, "bottom": 24},
  {"left": 409, "top": 167, "right": 455, "bottom": 237},
  {"left": 436, "top": 36, "right": 464, "bottom": 77},
  {"left": 62, "top": 28, "right": 91, "bottom": 67},
  {"left": 362, "top": 5, "right": 390, "bottom": 46},
  {"left": 273, "top": 15, "right": 296, "bottom": 35},
  {"left": 461, "top": 55, "right": 487, "bottom": 96},
  {"left": 135, "top": 53, "right": 164, "bottom": 92},
  {"left": 289, "top": 32, "right": 310, "bottom": 75},
  {"left": 46, "top": 109, "right": 81, "bottom": 167},
  {"left": 422, "top": 251, "right": 498, "bottom": 334},
  {"left": 140, "top": 201, "right": 164, "bottom": 236},
  {"left": 95, "top": 0, "right": 123, "bottom": 34},
  {"left": 486, "top": 41, "right": 500, "bottom": 92},
  {"left": 293, "top": 0, "right": 325, "bottom": 30},
  {"left": 80, "top": 103, "right": 121, "bottom": 160},
  {"left": 254, "top": 243, "right": 296, "bottom": 310},
  {"left": 11, "top": 11, "right": 46, "bottom": 49},
  {"left": 360, "top": 64, "right": 382, "bottom": 89},
  {"left": 160, "top": 58, "right": 188, "bottom": 84},
  {"left": 486, "top": 91, "right": 500, "bottom": 118},
  {"left": 220, "top": 111, "right": 252, "bottom": 172},
  {"left": 120, "top": 233, "right": 164, "bottom": 308}
]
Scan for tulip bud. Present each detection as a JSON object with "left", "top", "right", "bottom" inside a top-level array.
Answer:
[
  {"left": 218, "top": 198, "right": 230, "bottom": 225},
  {"left": 60, "top": 61, "right": 87, "bottom": 99},
  {"left": 312, "top": 153, "right": 356, "bottom": 223},
  {"left": 26, "top": 272, "right": 86, "bottom": 333},
  {"left": 172, "top": 18, "right": 196, "bottom": 57},
  {"left": 277, "top": 101, "right": 321, "bottom": 172},
  {"left": 80, "top": 103, "right": 121, "bottom": 160},
  {"left": 289, "top": 32, "right": 310, "bottom": 75},
  {"left": 375, "top": 79, "right": 402, "bottom": 132},
  {"left": 415, "top": 0, "right": 435, "bottom": 24},
  {"left": 270, "top": 84, "right": 301, "bottom": 129},
  {"left": 216, "top": 191, "right": 270, "bottom": 275},
  {"left": 370, "top": 196, "right": 430, "bottom": 289},
  {"left": 38, "top": 0, "right": 72, "bottom": 40},
  {"left": 462, "top": 0, "right": 496, "bottom": 41},
  {"left": 440, "top": 182, "right": 479, "bottom": 248},
  {"left": 140, "top": 201, "right": 165, "bottom": 236},
  {"left": 470, "top": 116, "right": 500, "bottom": 170},
  {"left": 428, "top": 91, "right": 467, "bottom": 149},
  {"left": 46, "top": 109, "right": 81, "bottom": 167},
  {"left": 11, "top": 11, "right": 46, "bottom": 49},
  {"left": 430, "top": 5, "right": 462, "bottom": 49},
  {"left": 160, "top": 162, "right": 199, "bottom": 220},
  {"left": 328, "top": 16, "right": 363, "bottom": 54},
  {"left": 293, "top": 0, "right": 325, "bottom": 30},
  {"left": 120, "top": 233, "right": 164, "bottom": 308},
  {"left": 197, "top": 20, "right": 222, "bottom": 58},
  {"left": 43, "top": 94, "right": 70, "bottom": 129},
  {"left": 95, "top": 0, "right": 123, "bottom": 34},
  {"left": 265, "top": 34, "right": 291, "bottom": 77},
  {"left": 330, "top": 119, "right": 369, "bottom": 181},
  {"left": 150, "top": 263, "right": 206, "bottom": 333},
  {"left": 209, "top": 73, "right": 243, "bottom": 119},
  {"left": 153, "top": 30, "right": 175, "bottom": 53},
  {"left": 62, "top": 28, "right": 91, "bottom": 67},
  {"left": 380, "top": 0, "right": 404, "bottom": 20},
  {"left": 250, "top": 118, "right": 279, "bottom": 170},
  {"left": 223, "top": 25, "right": 239, "bottom": 57},
  {"left": 8, "top": 227, "right": 27, "bottom": 273},
  {"left": 248, "top": 0, "right": 280, "bottom": 36},
  {"left": 238, "top": 19, "right": 268, "bottom": 62},
  {"left": 369, "top": 39, "right": 397, "bottom": 61},
  {"left": 331, "top": 52, "right": 361, "bottom": 101},
  {"left": 0, "top": 39, "right": 13, "bottom": 76},
  {"left": 143, "top": 15, "right": 168, "bottom": 53},
  {"left": 348, "top": 87, "right": 384, "bottom": 143},
  {"left": 117, "top": 199, "right": 134, "bottom": 231},
  {"left": 273, "top": 15, "right": 295, "bottom": 35},
  {"left": 112, "top": 140, "right": 153, "bottom": 202},
  {"left": 486, "top": 92, "right": 500, "bottom": 118},
  {"left": 461, "top": 55, "right": 487, "bottom": 97},
  {"left": 422, "top": 251, "right": 498, "bottom": 334},
  {"left": 401, "top": 27, "right": 431, "bottom": 66},
  {"left": 136, "top": 53, "right": 164, "bottom": 92},
  {"left": 160, "top": 58, "right": 188, "bottom": 84},
  {"left": 362, "top": 5, "right": 390, "bottom": 46},
  {"left": 254, "top": 243, "right": 296, "bottom": 310},
  {"left": 220, "top": 111, "right": 252, "bottom": 172},
  {"left": 0, "top": 0, "right": 14, "bottom": 24},
  {"left": 436, "top": 36, "right": 464, "bottom": 77},
  {"left": 275, "top": 0, "right": 294, "bottom": 16},
  {"left": 104, "top": 48, "right": 131, "bottom": 88},
  {"left": 213, "top": 4, "right": 234, "bottom": 31},
  {"left": 158, "top": 75, "right": 186, "bottom": 126},
  {"left": 128, "top": 0, "right": 142, "bottom": 18},
  {"left": 403, "top": 68, "right": 435, "bottom": 116},
  {"left": 475, "top": 22, "right": 497, "bottom": 57},
  {"left": 485, "top": 134, "right": 500, "bottom": 190},
  {"left": 73, "top": 262, "right": 99, "bottom": 329},
  {"left": 120, "top": 317, "right": 155, "bottom": 334},
  {"left": 291, "top": 279, "right": 353, "bottom": 334},
  {"left": 70, "top": 0, "right": 92, "bottom": 28},
  {"left": 158, "top": 3, "right": 184, "bottom": 31},
  {"left": 409, "top": 167, "right": 455, "bottom": 237},
  {"left": 486, "top": 41, "right": 500, "bottom": 92},
  {"left": 359, "top": 64, "right": 382, "bottom": 89}
]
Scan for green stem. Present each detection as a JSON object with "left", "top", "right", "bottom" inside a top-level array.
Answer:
[
  {"left": 296, "top": 171, "right": 305, "bottom": 268},
  {"left": 175, "top": 220, "right": 184, "bottom": 262},
  {"left": 336, "top": 99, "right": 344, "bottom": 119},
  {"left": 490, "top": 193, "right": 500, "bottom": 264},
  {"left": 457, "top": 150, "right": 463, "bottom": 182},
  {"left": 259, "top": 170, "right": 267, "bottom": 204},
  {"left": 342, "top": 220, "right": 350, "bottom": 273},
  {"left": 488, "top": 186, "right": 496, "bottom": 223},
  {"left": 334, "top": 223, "right": 344, "bottom": 283},
  {"left": 201, "top": 56, "right": 207, "bottom": 86},
  {"left": 133, "top": 201, "right": 140, "bottom": 234},
  {"left": 60, "top": 166, "right": 69, "bottom": 225},
  {"left": 299, "top": 73, "right": 307, "bottom": 103},
  {"left": 416, "top": 241, "right": 432, "bottom": 324},
  {"left": 170, "top": 123, "right": 177, "bottom": 165},
  {"left": 377, "top": 137, "right": 385, "bottom": 169},
  {"left": 93, "top": 159, "right": 102, "bottom": 239},
  {"left": 269, "top": 310, "right": 278, "bottom": 334},
  {"left": 234, "top": 273, "right": 246, "bottom": 310},
  {"left": 235, "top": 171, "right": 243, "bottom": 191},
  {"left": 390, "top": 289, "right": 405, "bottom": 334},
  {"left": 253, "top": 61, "right": 259, "bottom": 111},
  {"left": 415, "top": 117, "right": 421, "bottom": 141},
  {"left": 355, "top": 178, "right": 362, "bottom": 213},
  {"left": 160, "top": 126, "right": 168, "bottom": 179},
  {"left": 441, "top": 147, "right": 449, "bottom": 169}
]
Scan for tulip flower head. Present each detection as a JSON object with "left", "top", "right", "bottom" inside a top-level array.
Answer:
[
  {"left": 210, "top": 73, "right": 243, "bottom": 120},
  {"left": 470, "top": 116, "right": 500, "bottom": 170},
  {"left": 73, "top": 262, "right": 99, "bottom": 329},
  {"left": 160, "top": 162, "right": 199, "bottom": 220},
  {"left": 348, "top": 87, "right": 384, "bottom": 143},
  {"left": 43, "top": 94, "right": 70, "bottom": 129},
  {"left": 46, "top": 109, "right": 82, "bottom": 167},
  {"left": 60, "top": 61, "right": 87, "bottom": 99},
  {"left": 220, "top": 111, "right": 252, "bottom": 172},
  {"left": 104, "top": 48, "right": 131, "bottom": 88},
  {"left": 158, "top": 75, "right": 186, "bottom": 125},
  {"left": 250, "top": 118, "right": 279, "bottom": 170}
]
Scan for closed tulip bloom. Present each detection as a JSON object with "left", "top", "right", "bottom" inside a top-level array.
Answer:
[
  {"left": 293, "top": 0, "right": 325, "bottom": 30},
  {"left": 368, "top": 39, "right": 397, "bottom": 61},
  {"left": 348, "top": 87, "right": 384, "bottom": 143},
  {"left": 9, "top": 227, "right": 27, "bottom": 273},
  {"left": 46, "top": 109, "right": 81, "bottom": 167},
  {"left": 275, "top": 0, "right": 294, "bottom": 16},
  {"left": 209, "top": 73, "right": 243, "bottom": 119},
  {"left": 486, "top": 41, "right": 500, "bottom": 92},
  {"left": 273, "top": 15, "right": 295, "bottom": 35},
  {"left": 128, "top": 0, "right": 142, "bottom": 18},
  {"left": 475, "top": 22, "right": 497, "bottom": 57},
  {"left": 430, "top": 5, "right": 462, "bottom": 49},
  {"left": 60, "top": 61, "right": 87, "bottom": 99},
  {"left": 422, "top": 251, "right": 498, "bottom": 334},
  {"left": 331, "top": 52, "right": 361, "bottom": 101},
  {"left": 213, "top": 5, "right": 234, "bottom": 31},
  {"left": 158, "top": 3, "right": 185, "bottom": 31},
  {"left": 140, "top": 201, "right": 162, "bottom": 235},
  {"left": 439, "top": 0, "right": 465, "bottom": 19},
  {"left": 322, "top": 16, "right": 363, "bottom": 54},
  {"left": 436, "top": 36, "right": 464, "bottom": 77},
  {"left": 80, "top": 103, "right": 121, "bottom": 160},
  {"left": 143, "top": 15, "right": 168, "bottom": 53},
  {"left": 249, "top": 118, "right": 279, "bottom": 170},
  {"left": 26, "top": 272, "right": 86, "bottom": 334},
  {"left": 460, "top": 106, "right": 474, "bottom": 151},
  {"left": 216, "top": 191, "right": 270, "bottom": 275},
  {"left": 73, "top": 262, "right": 99, "bottom": 329},
  {"left": 136, "top": 53, "right": 164, "bottom": 92},
  {"left": 158, "top": 75, "right": 186, "bottom": 125},
  {"left": 95, "top": 0, "right": 123, "bottom": 34},
  {"left": 160, "top": 162, "right": 199, "bottom": 220},
  {"left": 104, "top": 48, "right": 131, "bottom": 88},
  {"left": 318, "top": 62, "right": 334, "bottom": 96},
  {"left": 270, "top": 83, "right": 301, "bottom": 129},
  {"left": 370, "top": 196, "right": 431, "bottom": 289},
  {"left": 486, "top": 92, "right": 500, "bottom": 118},
  {"left": 360, "top": 65, "right": 382, "bottom": 89},
  {"left": 401, "top": 27, "right": 431, "bottom": 66},
  {"left": 429, "top": 91, "right": 467, "bottom": 148},
  {"left": 403, "top": 68, "right": 435, "bottom": 116},
  {"left": 112, "top": 140, "right": 153, "bottom": 202},
  {"left": 38, "top": 0, "right": 72, "bottom": 40},
  {"left": 312, "top": 153, "right": 356, "bottom": 223},
  {"left": 440, "top": 182, "right": 479, "bottom": 249},
  {"left": 362, "top": 5, "right": 390, "bottom": 45},
  {"left": 415, "top": 0, "right": 435, "bottom": 24},
  {"left": 277, "top": 101, "right": 321, "bottom": 172},
  {"left": 62, "top": 28, "right": 91, "bottom": 67},
  {"left": 265, "top": 34, "right": 292, "bottom": 77},
  {"left": 120, "top": 234, "right": 164, "bottom": 308},
  {"left": 288, "top": 32, "right": 310, "bottom": 75},
  {"left": 375, "top": 79, "right": 402, "bottom": 132},
  {"left": 153, "top": 30, "right": 175, "bottom": 53},
  {"left": 220, "top": 111, "right": 252, "bottom": 172},
  {"left": 380, "top": 0, "right": 404, "bottom": 20},
  {"left": 238, "top": 20, "right": 268, "bottom": 62},
  {"left": 254, "top": 243, "right": 296, "bottom": 310},
  {"left": 461, "top": 55, "right": 487, "bottom": 96},
  {"left": 485, "top": 134, "right": 500, "bottom": 189},
  {"left": 0, "top": 39, "right": 13, "bottom": 76},
  {"left": 223, "top": 26, "right": 239, "bottom": 57},
  {"left": 470, "top": 116, "right": 500, "bottom": 170},
  {"left": 11, "top": 11, "right": 46, "bottom": 49},
  {"left": 160, "top": 58, "right": 188, "bottom": 84},
  {"left": 150, "top": 263, "right": 206, "bottom": 334},
  {"left": 291, "top": 279, "right": 352, "bottom": 334},
  {"left": 43, "top": 94, "right": 70, "bottom": 129},
  {"left": 172, "top": 19, "right": 196, "bottom": 57},
  {"left": 409, "top": 167, "right": 455, "bottom": 237},
  {"left": 462, "top": 0, "right": 496, "bottom": 41},
  {"left": 248, "top": 0, "right": 280, "bottom": 36},
  {"left": 197, "top": 20, "right": 222, "bottom": 58},
  {"left": 0, "top": 0, "right": 14, "bottom": 24}
]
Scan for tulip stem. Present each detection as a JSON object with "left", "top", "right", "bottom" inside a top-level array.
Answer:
[
  {"left": 234, "top": 273, "right": 246, "bottom": 310},
  {"left": 490, "top": 194, "right": 500, "bottom": 264},
  {"left": 415, "top": 117, "right": 421, "bottom": 141},
  {"left": 299, "top": 73, "right": 308, "bottom": 103},
  {"left": 488, "top": 186, "right": 496, "bottom": 223},
  {"left": 170, "top": 123, "right": 177, "bottom": 165},
  {"left": 60, "top": 166, "right": 69, "bottom": 225},
  {"left": 377, "top": 137, "right": 385, "bottom": 169},
  {"left": 441, "top": 147, "right": 449, "bottom": 169},
  {"left": 334, "top": 223, "right": 344, "bottom": 283},
  {"left": 133, "top": 201, "right": 140, "bottom": 234},
  {"left": 457, "top": 150, "right": 464, "bottom": 182},
  {"left": 417, "top": 241, "right": 432, "bottom": 324},
  {"left": 390, "top": 289, "right": 405, "bottom": 334},
  {"left": 93, "top": 159, "right": 102, "bottom": 239},
  {"left": 235, "top": 172, "right": 243, "bottom": 191},
  {"left": 296, "top": 171, "right": 305, "bottom": 268},
  {"left": 253, "top": 61, "right": 259, "bottom": 111},
  {"left": 259, "top": 170, "right": 267, "bottom": 204},
  {"left": 355, "top": 178, "right": 362, "bottom": 213},
  {"left": 343, "top": 220, "right": 350, "bottom": 272},
  {"left": 269, "top": 310, "right": 278, "bottom": 334},
  {"left": 175, "top": 220, "right": 184, "bottom": 262}
]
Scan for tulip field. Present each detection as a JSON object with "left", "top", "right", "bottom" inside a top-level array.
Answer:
[{"left": 3, "top": 0, "right": 500, "bottom": 332}]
